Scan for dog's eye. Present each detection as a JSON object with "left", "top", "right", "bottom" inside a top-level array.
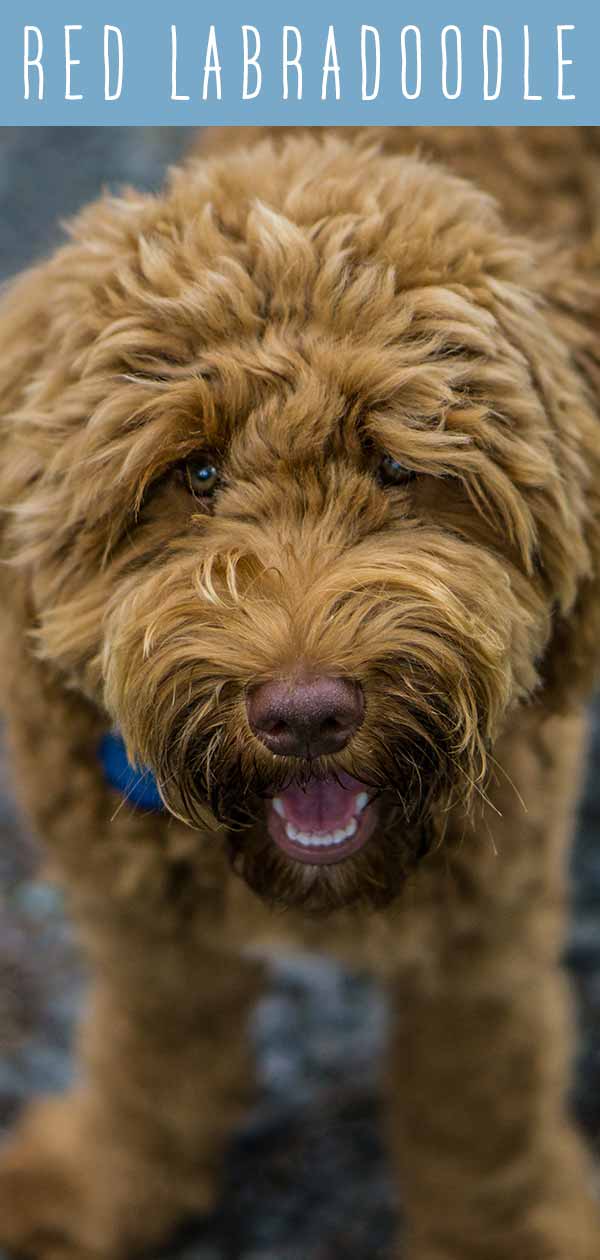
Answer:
[
  {"left": 377, "top": 455, "right": 416, "bottom": 488},
  {"left": 182, "top": 458, "right": 220, "bottom": 497}
]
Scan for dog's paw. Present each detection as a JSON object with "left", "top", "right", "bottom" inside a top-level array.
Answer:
[
  {"left": 0, "top": 1096, "right": 130, "bottom": 1260},
  {"left": 0, "top": 1095, "right": 220, "bottom": 1260},
  {"left": 0, "top": 1143, "right": 92, "bottom": 1260}
]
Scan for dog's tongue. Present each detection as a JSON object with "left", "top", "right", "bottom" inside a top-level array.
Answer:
[{"left": 267, "top": 775, "right": 376, "bottom": 866}]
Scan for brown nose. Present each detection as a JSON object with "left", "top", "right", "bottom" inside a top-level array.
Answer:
[{"left": 246, "top": 675, "right": 364, "bottom": 758}]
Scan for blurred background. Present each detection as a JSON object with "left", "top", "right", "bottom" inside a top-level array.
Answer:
[{"left": 0, "top": 128, "right": 599, "bottom": 1260}]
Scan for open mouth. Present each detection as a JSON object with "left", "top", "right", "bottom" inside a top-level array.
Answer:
[{"left": 266, "top": 775, "right": 377, "bottom": 865}]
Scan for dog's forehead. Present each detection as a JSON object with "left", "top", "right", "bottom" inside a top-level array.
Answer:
[
  {"left": 145, "top": 326, "right": 482, "bottom": 475},
  {"left": 70, "top": 143, "right": 509, "bottom": 390},
  {"left": 50, "top": 144, "right": 532, "bottom": 481}
]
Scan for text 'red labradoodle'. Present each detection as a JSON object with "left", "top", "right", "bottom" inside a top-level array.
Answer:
[{"left": 1, "top": 126, "right": 600, "bottom": 1259}]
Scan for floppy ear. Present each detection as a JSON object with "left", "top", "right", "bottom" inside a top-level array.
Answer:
[
  {"left": 0, "top": 260, "right": 61, "bottom": 649},
  {"left": 476, "top": 238, "right": 600, "bottom": 712},
  {"left": 0, "top": 260, "right": 55, "bottom": 536},
  {"left": 0, "top": 261, "right": 53, "bottom": 417},
  {"left": 509, "top": 246, "right": 600, "bottom": 710}
]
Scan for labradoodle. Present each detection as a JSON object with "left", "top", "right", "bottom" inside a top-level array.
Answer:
[{"left": 1, "top": 126, "right": 600, "bottom": 1260}]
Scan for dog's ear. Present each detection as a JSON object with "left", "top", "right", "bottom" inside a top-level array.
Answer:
[
  {"left": 495, "top": 246, "right": 600, "bottom": 710},
  {"left": 0, "top": 260, "right": 54, "bottom": 417},
  {"left": 544, "top": 251, "right": 600, "bottom": 709},
  {"left": 0, "top": 260, "right": 59, "bottom": 544},
  {"left": 0, "top": 259, "right": 64, "bottom": 642}
]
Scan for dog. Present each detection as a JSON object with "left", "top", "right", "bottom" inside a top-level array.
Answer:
[{"left": 0, "top": 125, "right": 600, "bottom": 1259}]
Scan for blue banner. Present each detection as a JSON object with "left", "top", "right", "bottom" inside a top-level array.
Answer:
[{"left": 0, "top": 1, "right": 595, "bottom": 126}]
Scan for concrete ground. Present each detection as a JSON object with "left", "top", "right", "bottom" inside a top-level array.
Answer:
[{"left": 0, "top": 128, "right": 599, "bottom": 1260}]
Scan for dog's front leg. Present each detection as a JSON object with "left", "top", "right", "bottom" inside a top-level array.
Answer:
[
  {"left": 0, "top": 920, "right": 265, "bottom": 1260},
  {"left": 386, "top": 710, "right": 600, "bottom": 1260}
]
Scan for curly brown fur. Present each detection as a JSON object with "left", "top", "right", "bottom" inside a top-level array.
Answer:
[{"left": 0, "top": 127, "right": 600, "bottom": 1259}]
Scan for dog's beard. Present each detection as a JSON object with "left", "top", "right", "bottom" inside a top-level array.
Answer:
[
  {"left": 112, "top": 674, "right": 480, "bottom": 914},
  {"left": 229, "top": 792, "right": 431, "bottom": 915},
  {"left": 165, "top": 725, "right": 440, "bottom": 914},
  {"left": 103, "top": 660, "right": 520, "bottom": 915}
]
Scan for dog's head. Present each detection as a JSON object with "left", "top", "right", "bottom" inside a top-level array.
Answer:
[{"left": 3, "top": 136, "right": 600, "bottom": 913}]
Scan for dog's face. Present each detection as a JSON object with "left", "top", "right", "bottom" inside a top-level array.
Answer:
[{"left": 5, "top": 138, "right": 595, "bottom": 913}]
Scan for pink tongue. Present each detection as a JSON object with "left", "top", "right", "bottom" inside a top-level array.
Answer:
[{"left": 278, "top": 776, "right": 365, "bottom": 832}]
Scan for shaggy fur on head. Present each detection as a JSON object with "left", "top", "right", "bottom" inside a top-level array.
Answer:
[{"left": 1, "top": 127, "right": 600, "bottom": 1260}]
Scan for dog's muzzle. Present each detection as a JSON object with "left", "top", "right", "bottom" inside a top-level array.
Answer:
[{"left": 246, "top": 672, "right": 373, "bottom": 864}]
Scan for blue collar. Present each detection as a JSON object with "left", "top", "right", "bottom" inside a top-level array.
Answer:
[{"left": 99, "top": 731, "right": 165, "bottom": 813}]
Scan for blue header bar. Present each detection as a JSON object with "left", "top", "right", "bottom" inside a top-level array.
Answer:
[{"left": 0, "top": 1, "right": 596, "bottom": 126}]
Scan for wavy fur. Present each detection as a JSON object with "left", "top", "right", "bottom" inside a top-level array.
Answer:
[{"left": 0, "top": 128, "right": 599, "bottom": 1258}]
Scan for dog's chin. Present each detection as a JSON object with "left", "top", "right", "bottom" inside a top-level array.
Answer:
[{"left": 227, "top": 773, "right": 426, "bottom": 916}]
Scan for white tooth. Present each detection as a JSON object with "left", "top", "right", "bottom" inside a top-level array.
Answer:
[
  {"left": 355, "top": 792, "right": 369, "bottom": 812},
  {"left": 273, "top": 798, "right": 285, "bottom": 818},
  {"left": 287, "top": 829, "right": 356, "bottom": 848}
]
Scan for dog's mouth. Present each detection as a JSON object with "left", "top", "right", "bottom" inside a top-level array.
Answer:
[{"left": 266, "top": 774, "right": 378, "bottom": 866}]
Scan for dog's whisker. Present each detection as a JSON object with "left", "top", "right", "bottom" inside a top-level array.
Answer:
[
  {"left": 487, "top": 752, "right": 528, "bottom": 814},
  {"left": 108, "top": 765, "right": 157, "bottom": 824}
]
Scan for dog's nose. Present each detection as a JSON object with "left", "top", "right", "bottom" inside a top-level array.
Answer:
[{"left": 246, "top": 675, "right": 364, "bottom": 758}]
